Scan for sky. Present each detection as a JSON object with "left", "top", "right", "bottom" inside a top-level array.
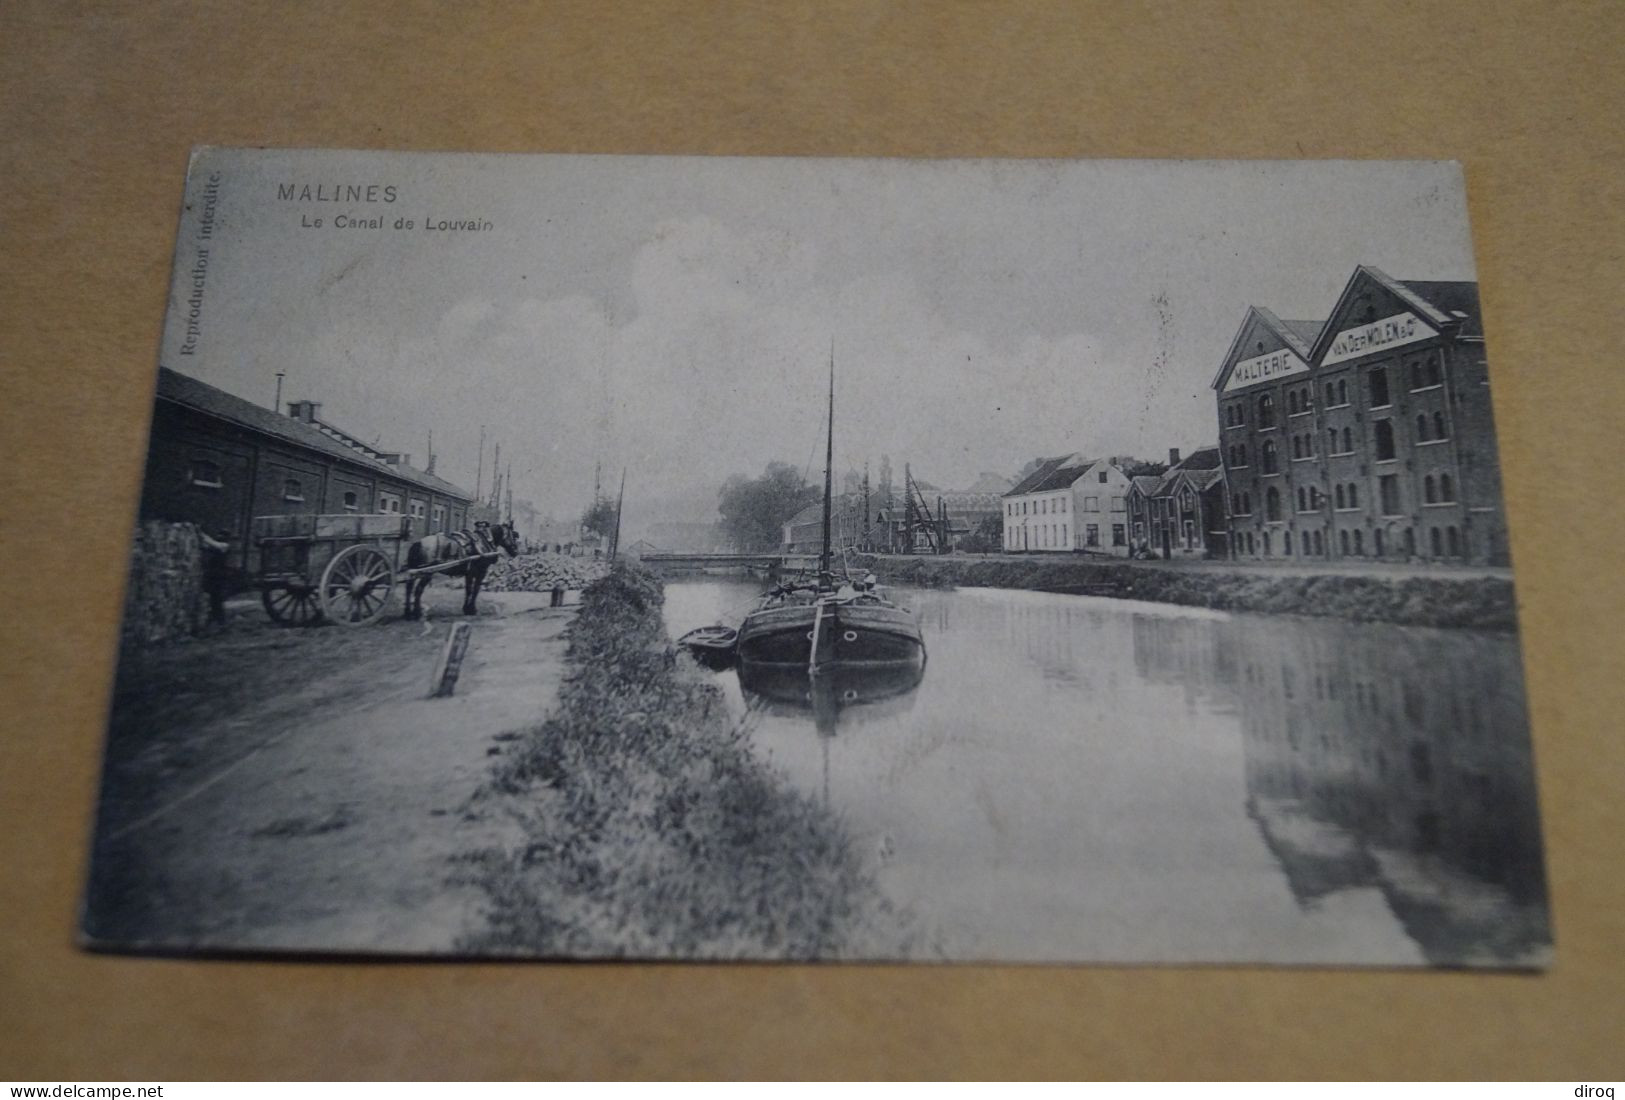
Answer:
[{"left": 162, "top": 151, "right": 1478, "bottom": 537}]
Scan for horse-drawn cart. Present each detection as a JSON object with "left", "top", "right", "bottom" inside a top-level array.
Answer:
[{"left": 251, "top": 513, "right": 500, "bottom": 626}]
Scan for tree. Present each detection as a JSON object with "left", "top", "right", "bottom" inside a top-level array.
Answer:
[
  {"left": 962, "top": 512, "right": 1004, "bottom": 554},
  {"left": 580, "top": 495, "right": 618, "bottom": 541},
  {"left": 1120, "top": 458, "right": 1169, "bottom": 479},
  {"left": 717, "top": 461, "right": 820, "bottom": 552}
]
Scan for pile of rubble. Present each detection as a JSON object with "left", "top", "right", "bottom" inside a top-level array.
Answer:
[
  {"left": 122, "top": 521, "right": 206, "bottom": 648},
  {"left": 483, "top": 552, "right": 612, "bottom": 594}
]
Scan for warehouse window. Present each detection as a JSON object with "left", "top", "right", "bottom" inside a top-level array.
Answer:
[
  {"left": 1440, "top": 473, "right": 1455, "bottom": 501},
  {"left": 342, "top": 491, "right": 359, "bottom": 512},
  {"left": 1369, "top": 366, "right": 1391, "bottom": 408},
  {"left": 1257, "top": 392, "right": 1276, "bottom": 428},
  {"left": 1374, "top": 420, "right": 1397, "bottom": 461},
  {"left": 188, "top": 460, "right": 223, "bottom": 488},
  {"left": 1380, "top": 474, "right": 1402, "bottom": 516},
  {"left": 282, "top": 478, "right": 304, "bottom": 502}
]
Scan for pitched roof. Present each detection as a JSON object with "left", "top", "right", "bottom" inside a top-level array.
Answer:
[
  {"left": 1210, "top": 306, "right": 1324, "bottom": 390},
  {"left": 156, "top": 367, "right": 475, "bottom": 501},
  {"left": 1130, "top": 475, "right": 1164, "bottom": 496},
  {"left": 1310, "top": 266, "right": 1483, "bottom": 362},
  {"left": 1280, "top": 319, "right": 1324, "bottom": 350},
  {"left": 1396, "top": 279, "right": 1483, "bottom": 338},
  {"left": 1173, "top": 445, "right": 1223, "bottom": 471},
  {"left": 1004, "top": 455, "right": 1070, "bottom": 496},
  {"left": 1004, "top": 454, "right": 1102, "bottom": 496},
  {"left": 785, "top": 501, "right": 825, "bottom": 527},
  {"left": 1182, "top": 467, "right": 1225, "bottom": 491}
]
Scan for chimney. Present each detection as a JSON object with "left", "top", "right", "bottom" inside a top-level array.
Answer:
[
  {"left": 287, "top": 400, "right": 322, "bottom": 424},
  {"left": 1169, "top": 447, "right": 1181, "bottom": 467}
]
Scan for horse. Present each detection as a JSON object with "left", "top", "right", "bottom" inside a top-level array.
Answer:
[{"left": 402, "top": 520, "right": 520, "bottom": 619}]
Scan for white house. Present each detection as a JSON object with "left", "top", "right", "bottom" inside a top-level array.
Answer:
[{"left": 1001, "top": 455, "right": 1132, "bottom": 554}]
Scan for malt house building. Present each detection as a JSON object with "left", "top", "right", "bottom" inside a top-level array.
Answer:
[{"left": 1211, "top": 266, "right": 1508, "bottom": 565}]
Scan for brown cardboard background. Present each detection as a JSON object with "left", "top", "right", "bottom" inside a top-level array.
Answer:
[{"left": 2, "top": 0, "right": 1621, "bottom": 1080}]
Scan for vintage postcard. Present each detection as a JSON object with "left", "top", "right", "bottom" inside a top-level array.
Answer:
[{"left": 84, "top": 149, "right": 1549, "bottom": 966}]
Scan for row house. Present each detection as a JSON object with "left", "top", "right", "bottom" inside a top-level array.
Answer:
[
  {"left": 1001, "top": 455, "right": 1133, "bottom": 554},
  {"left": 1126, "top": 447, "right": 1229, "bottom": 559},
  {"left": 1211, "top": 266, "right": 1509, "bottom": 566},
  {"left": 142, "top": 367, "right": 476, "bottom": 576}
]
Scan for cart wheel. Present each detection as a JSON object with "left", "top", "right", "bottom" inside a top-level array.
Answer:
[
  {"left": 319, "top": 545, "right": 395, "bottom": 626},
  {"left": 262, "top": 583, "right": 323, "bottom": 626}
]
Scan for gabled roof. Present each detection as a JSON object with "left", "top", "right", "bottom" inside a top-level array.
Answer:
[
  {"left": 1130, "top": 475, "right": 1164, "bottom": 496},
  {"left": 1210, "top": 306, "right": 1324, "bottom": 391},
  {"left": 1279, "top": 318, "right": 1325, "bottom": 349},
  {"left": 156, "top": 367, "right": 474, "bottom": 501},
  {"left": 785, "top": 501, "right": 826, "bottom": 527},
  {"left": 1173, "top": 445, "right": 1223, "bottom": 472},
  {"left": 1004, "top": 455, "right": 1073, "bottom": 496},
  {"left": 1182, "top": 467, "right": 1225, "bottom": 491},
  {"left": 1308, "top": 266, "right": 1480, "bottom": 362},
  {"left": 1396, "top": 279, "right": 1482, "bottom": 338}
]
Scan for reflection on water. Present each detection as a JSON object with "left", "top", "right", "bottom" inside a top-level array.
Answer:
[{"left": 663, "top": 579, "right": 1550, "bottom": 967}]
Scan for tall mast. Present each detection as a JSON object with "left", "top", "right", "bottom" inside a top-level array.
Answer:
[
  {"left": 610, "top": 467, "right": 626, "bottom": 560},
  {"left": 820, "top": 343, "right": 834, "bottom": 577}
]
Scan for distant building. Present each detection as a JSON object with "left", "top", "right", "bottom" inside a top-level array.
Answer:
[
  {"left": 141, "top": 367, "right": 474, "bottom": 574},
  {"left": 1212, "top": 266, "right": 1508, "bottom": 564},
  {"left": 782, "top": 496, "right": 862, "bottom": 554},
  {"left": 1001, "top": 455, "right": 1132, "bottom": 554},
  {"left": 646, "top": 521, "right": 732, "bottom": 553}
]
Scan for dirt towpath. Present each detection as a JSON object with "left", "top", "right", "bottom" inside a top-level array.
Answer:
[{"left": 84, "top": 588, "right": 572, "bottom": 954}]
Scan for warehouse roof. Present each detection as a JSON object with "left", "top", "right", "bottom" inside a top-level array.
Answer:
[{"left": 155, "top": 367, "right": 474, "bottom": 502}]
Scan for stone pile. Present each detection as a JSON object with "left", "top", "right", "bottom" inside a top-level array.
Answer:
[
  {"left": 121, "top": 521, "right": 205, "bottom": 648},
  {"left": 483, "top": 552, "right": 611, "bottom": 594}
]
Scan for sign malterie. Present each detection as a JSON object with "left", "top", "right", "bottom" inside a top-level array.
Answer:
[{"left": 1223, "top": 346, "right": 1309, "bottom": 392}]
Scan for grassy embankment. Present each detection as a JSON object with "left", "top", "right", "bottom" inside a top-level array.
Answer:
[
  {"left": 461, "top": 564, "right": 908, "bottom": 959},
  {"left": 858, "top": 555, "right": 1518, "bottom": 631}
]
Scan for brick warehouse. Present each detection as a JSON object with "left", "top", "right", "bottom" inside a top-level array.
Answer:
[
  {"left": 1211, "top": 266, "right": 1509, "bottom": 566},
  {"left": 140, "top": 367, "right": 476, "bottom": 575}
]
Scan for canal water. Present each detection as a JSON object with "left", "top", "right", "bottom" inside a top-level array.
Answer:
[{"left": 663, "top": 578, "right": 1550, "bottom": 967}]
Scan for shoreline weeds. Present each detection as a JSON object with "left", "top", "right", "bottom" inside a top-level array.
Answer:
[
  {"left": 459, "top": 563, "right": 911, "bottom": 960},
  {"left": 853, "top": 554, "right": 1519, "bottom": 631}
]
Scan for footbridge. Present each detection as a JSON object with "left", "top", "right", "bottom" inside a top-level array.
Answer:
[{"left": 637, "top": 552, "right": 823, "bottom": 576}]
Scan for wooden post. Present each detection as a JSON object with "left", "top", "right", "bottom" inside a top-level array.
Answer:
[{"left": 430, "top": 622, "right": 474, "bottom": 698}]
